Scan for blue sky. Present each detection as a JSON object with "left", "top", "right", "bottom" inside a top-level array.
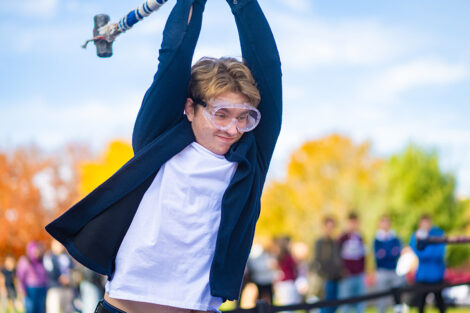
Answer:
[{"left": 1, "top": 0, "right": 469, "bottom": 196}]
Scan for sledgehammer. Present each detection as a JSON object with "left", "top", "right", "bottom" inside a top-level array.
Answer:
[{"left": 82, "top": 0, "right": 168, "bottom": 57}]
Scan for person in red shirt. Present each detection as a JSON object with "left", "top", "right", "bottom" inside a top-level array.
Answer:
[
  {"left": 338, "top": 212, "right": 366, "bottom": 313},
  {"left": 274, "top": 236, "right": 301, "bottom": 308}
]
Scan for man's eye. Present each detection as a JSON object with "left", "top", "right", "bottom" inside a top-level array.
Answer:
[
  {"left": 238, "top": 115, "right": 248, "bottom": 121},
  {"left": 215, "top": 113, "right": 227, "bottom": 119}
]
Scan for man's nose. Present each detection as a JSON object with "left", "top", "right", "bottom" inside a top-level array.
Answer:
[{"left": 226, "top": 119, "right": 240, "bottom": 136}]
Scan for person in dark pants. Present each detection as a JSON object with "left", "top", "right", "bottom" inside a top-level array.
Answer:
[
  {"left": 1, "top": 254, "right": 20, "bottom": 313},
  {"left": 43, "top": 239, "right": 75, "bottom": 313},
  {"left": 274, "top": 236, "right": 301, "bottom": 307},
  {"left": 17, "top": 242, "right": 48, "bottom": 313},
  {"left": 373, "top": 215, "right": 402, "bottom": 313},
  {"left": 46, "top": 0, "right": 282, "bottom": 312},
  {"left": 338, "top": 212, "right": 366, "bottom": 313},
  {"left": 409, "top": 214, "right": 446, "bottom": 313},
  {"left": 247, "top": 241, "right": 276, "bottom": 304},
  {"left": 312, "top": 216, "right": 342, "bottom": 313}
]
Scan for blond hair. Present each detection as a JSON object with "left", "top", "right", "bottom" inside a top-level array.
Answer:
[{"left": 188, "top": 57, "right": 261, "bottom": 107}]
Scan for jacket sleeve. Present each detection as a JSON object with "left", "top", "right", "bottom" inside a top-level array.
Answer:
[
  {"left": 410, "top": 230, "right": 445, "bottom": 262},
  {"left": 409, "top": 233, "right": 418, "bottom": 254},
  {"left": 227, "top": 0, "right": 282, "bottom": 172},
  {"left": 132, "top": 0, "right": 206, "bottom": 153}
]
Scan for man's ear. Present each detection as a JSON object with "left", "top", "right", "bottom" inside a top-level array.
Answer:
[{"left": 185, "top": 98, "right": 195, "bottom": 122}]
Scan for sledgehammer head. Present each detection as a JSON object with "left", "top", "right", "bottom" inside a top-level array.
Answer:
[{"left": 93, "top": 14, "right": 113, "bottom": 58}]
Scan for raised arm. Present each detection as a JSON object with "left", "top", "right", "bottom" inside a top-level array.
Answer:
[
  {"left": 227, "top": 0, "right": 282, "bottom": 171},
  {"left": 410, "top": 231, "right": 445, "bottom": 262},
  {"left": 132, "top": 0, "right": 206, "bottom": 153}
]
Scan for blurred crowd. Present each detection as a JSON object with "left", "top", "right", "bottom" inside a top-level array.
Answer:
[
  {"left": 0, "top": 213, "right": 447, "bottom": 313},
  {"left": 240, "top": 213, "right": 446, "bottom": 313},
  {"left": 0, "top": 239, "right": 104, "bottom": 313}
]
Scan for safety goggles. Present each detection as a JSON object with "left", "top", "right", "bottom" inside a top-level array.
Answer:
[{"left": 195, "top": 99, "right": 261, "bottom": 133}]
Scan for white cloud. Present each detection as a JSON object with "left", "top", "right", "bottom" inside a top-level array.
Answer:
[
  {"left": 130, "top": 14, "right": 167, "bottom": 36},
  {"left": 269, "top": 12, "right": 414, "bottom": 70},
  {"left": 0, "top": 94, "right": 140, "bottom": 149},
  {"left": 193, "top": 43, "right": 241, "bottom": 62},
  {"left": 0, "top": 0, "right": 59, "bottom": 18},
  {"left": 361, "top": 59, "right": 468, "bottom": 102},
  {"left": 5, "top": 23, "right": 87, "bottom": 54},
  {"left": 278, "top": 0, "right": 312, "bottom": 12}
]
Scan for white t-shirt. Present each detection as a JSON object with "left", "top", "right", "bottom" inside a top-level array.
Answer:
[{"left": 106, "top": 142, "right": 237, "bottom": 312}]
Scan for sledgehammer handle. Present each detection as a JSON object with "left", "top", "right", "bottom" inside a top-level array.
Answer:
[{"left": 115, "top": 0, "right": 168, "bottom": 33}]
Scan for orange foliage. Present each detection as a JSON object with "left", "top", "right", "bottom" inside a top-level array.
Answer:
[
  {"left": 0, "top": 145, "right": 86, "bottom": 259},
  {"left": 0, "top": 148, "right": 48, "bottom": 257}
]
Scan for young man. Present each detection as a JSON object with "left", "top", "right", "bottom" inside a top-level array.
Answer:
[
  {"left": 373, "top": 215, "right": 402, "bottom": 313},
  {"left": 247, "top": 241, "right": 276, "bottom": 305},
  {"left": 43, "top": 239, "right": 75, "bottom": 313},
  {"left": 46, "top": 0, "right": 282, "bottom": 312},
  {"left": 409, "top": 215, "right": 446, "bottom": 313},
  {"left": 1, "top": 254, "right": 19, "bottom": 313},
  {"left": 17, "top": 242, "right": 48, "bottom": 313},
  {"left": 338, "top": 212, "right": 366, "bottom": 313},
  {"left": 274, "top": 236, "right": 300, "bottom": 308},
  {"left": 312, "top": 216, "right": 342, "bottom": 313}
]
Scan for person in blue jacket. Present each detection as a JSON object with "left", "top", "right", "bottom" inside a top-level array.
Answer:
[
  {"left": 45, "top": 0, "right": 282, "bottom": 312},
  {"left": 409, "top": 214, "right": 446, "bottom": 313},
  {"left": 373, "top": 215, "right": 402, "bottom": 313}
]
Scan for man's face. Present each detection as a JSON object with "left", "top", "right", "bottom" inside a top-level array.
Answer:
[
  {"left": 185, "top": 91, "right": 249, "bottom": 155},
  {"left": 324, "top": 220, "right": 336, "bottom": 236},
  {"left": 348, "top": 218, "right": 359, "bottom": 232},
  {"left": 4, "top": 256, "right": 15, "bottom": 270},
  {"left": 379, "top": 217, "right": 391, "bottom": 231},
  {"left": 419, "top": 218, "right": 432, "bottom": 232}
]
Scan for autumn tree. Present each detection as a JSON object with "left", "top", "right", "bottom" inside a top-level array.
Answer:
[
  {"left": 0, "top": 144, "right": 87, "bottom": 258},
  {"left": 258, "top": 134, "right": 382, "bottom": 244},
  {"left": 0, "top": 147, "right": 49, "bottom": 256}
]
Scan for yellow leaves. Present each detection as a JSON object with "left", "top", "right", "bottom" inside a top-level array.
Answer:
[
  {"left": 258, "top": 134, "right": 381, "bottom": 244},
  {"left": 79, "top": 140, "right": 133, "bottom": 197},
  {"left": 464, "top": 200, "right": 470, "bottom": 236}
]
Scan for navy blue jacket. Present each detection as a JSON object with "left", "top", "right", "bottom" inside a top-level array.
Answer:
[
  {"left": 46, "top": 0, "right": 281, "bottom": 301},
  {"left": 373, "top": 232, "right": 401, "bottom": 270}
]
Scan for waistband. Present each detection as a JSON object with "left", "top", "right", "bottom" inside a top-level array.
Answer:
[{"left": 95, "top": 299, "right": 127, "bottom": 313}]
